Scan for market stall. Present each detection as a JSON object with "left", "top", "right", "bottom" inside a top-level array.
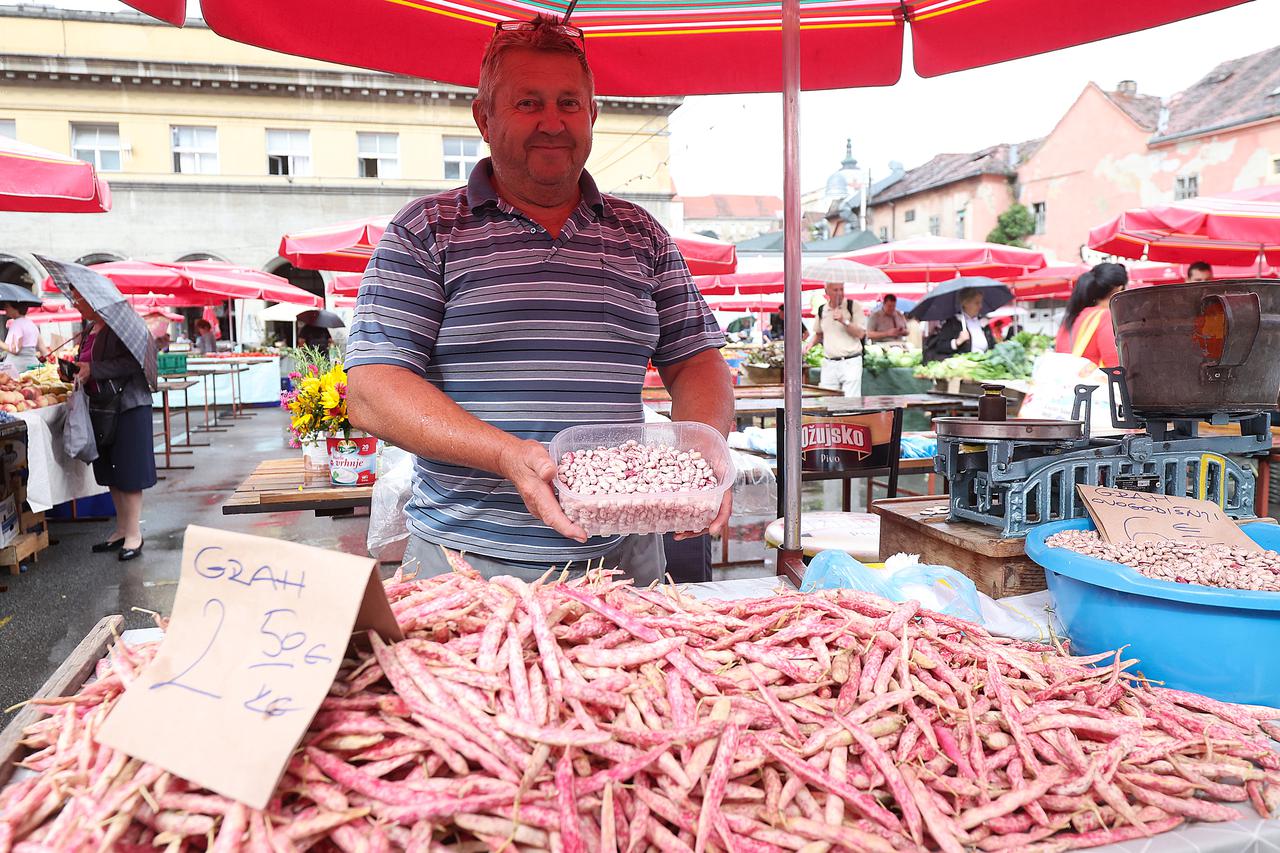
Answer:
[{"left": 160, "top": 355, "right": 280, "bottom": 408}]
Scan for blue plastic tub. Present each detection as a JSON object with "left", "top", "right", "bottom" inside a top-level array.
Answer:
[{"left": 1026, "top": 518, "right": 1280, "bottom": 707}]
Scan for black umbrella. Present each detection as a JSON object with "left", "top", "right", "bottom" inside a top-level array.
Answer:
[
  {"left": 906, "top": 276, "right": 1013, "bottom": 322},
  {"left": 37, "top": 255, "right": 157, "bottom": 390},
  {"left": 0, "top": 283, "right": 42, "bottom": 307},
  {"left": 297, "top": 309, "right": 345, "bottom": 329}
]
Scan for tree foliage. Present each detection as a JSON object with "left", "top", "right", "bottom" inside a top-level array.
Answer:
[{"left": 986, "top": 203, "right": 1035, "bottom": 247}]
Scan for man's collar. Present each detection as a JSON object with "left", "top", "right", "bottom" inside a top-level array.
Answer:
[{"left": 467, "top": 158, "right": 605, "bottom": 215}]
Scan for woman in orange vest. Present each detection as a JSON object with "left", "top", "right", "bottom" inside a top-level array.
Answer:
[{"left": 1054, "top": 263, "right": 1129, "bottom": 368}]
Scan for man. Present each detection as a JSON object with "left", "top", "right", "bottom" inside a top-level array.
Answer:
[
  {"left": 345, "top": 16, "right": 733, "bottom": 583},
  {"left": 804, "top": 282, "right": 866, "bottom": 396},
  {"left": 866, "top": 294, "right": 908, "bottom": 341},
  {"left": 1187, "top": 261, "right": 1213, "bottom": 282}
]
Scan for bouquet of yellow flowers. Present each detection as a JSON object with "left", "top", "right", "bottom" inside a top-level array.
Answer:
[{"left": 281, "top": 347, "right": 350, "bottom": 445}]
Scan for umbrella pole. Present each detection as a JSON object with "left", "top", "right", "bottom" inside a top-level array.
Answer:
[{"left": 778, "top": 0, "right": 804, "bottom": 586}]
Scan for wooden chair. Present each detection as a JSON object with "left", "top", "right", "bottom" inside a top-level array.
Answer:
[{"left": 769, "top": 407, "right": 904, "bottom": 569}]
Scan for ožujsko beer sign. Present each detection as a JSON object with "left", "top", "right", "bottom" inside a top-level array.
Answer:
[{"left": 801, "top": 418, "right": 873, "bottom": 471}]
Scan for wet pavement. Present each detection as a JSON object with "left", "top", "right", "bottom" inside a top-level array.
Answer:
[{"left": 0, "top": 407, "right": 886, "bottom": 725}]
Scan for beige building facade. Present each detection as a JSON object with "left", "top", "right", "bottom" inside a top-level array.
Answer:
[{"left": 0, "top": 6, "right": 681, "bottom": 294}]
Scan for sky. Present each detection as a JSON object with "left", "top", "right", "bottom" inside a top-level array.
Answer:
[{"left": 24, "top": 0, "right": 1280, "bottom": 196}]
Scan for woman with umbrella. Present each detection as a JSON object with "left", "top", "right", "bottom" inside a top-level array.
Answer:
[
  {"left": 917, "top": 280, "right": 1004, "bottom": 364},
  {"left": 0, "top": 284, "right": 50, "bottom": 372},
  {"left": 41, "top": 257, "right": 158, "bottom": 562}
]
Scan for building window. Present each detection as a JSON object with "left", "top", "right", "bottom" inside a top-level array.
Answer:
[
  {"left": 1174, "top": 173, "right": 1199, "bottom": 200},
  {"left": 171, "top": 125, "right": 218, "bottom": 174},
  {"left": 1273, "top": 158, "right": 1280, "bottom": 175},
  {"left": 878, "top": 226, "right": 888, "bottom": 241},
  {"left": 1033, "top": 201, "right": 1047, "bottom": 234},
  {"left": 903, "top": 209, "right": 916, "bottom": 223},
  {"left": 71, "top": 123, "right": 122, "bottom": 171},
  {"left": 954, "top": 209, "right": 966, "bottom": 239},
  {"left": 443, "top": 136, "right": 483, "bottom": 181},
  {"left": 928, "top": 214, "right": 941, "bottom": 236},
  {"left": 357, "top": 132, "right": 399, "bottom": 179},
  {"left": 266, "top": 129, "right": 311, "bottom": 177},
  {"left": 0, "top": 119, "right": 14, "bottom": 139}
]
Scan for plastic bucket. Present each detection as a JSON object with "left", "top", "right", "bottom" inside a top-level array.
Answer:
[{"left": 1026, "top": 518, "right": 1280, "bottom": 707}]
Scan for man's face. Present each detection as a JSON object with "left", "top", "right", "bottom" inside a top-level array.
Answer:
[
  {"left": 1187, "top": 268, "right": 1212, "bottom": 282},
  {"left": 882, "top": 297, "right": 896, "bottom": 312},
  {"left": 474, "top": 48, "right": 597, "bottom": 199},
  {"left": 825, "top": 283, "right": 845, "bottom": 306}
]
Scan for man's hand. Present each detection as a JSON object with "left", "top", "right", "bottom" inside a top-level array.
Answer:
[
  {"left": 501, "top": 439, "right": 588, "bottom": 543},
  {"left": 673, "top": 490, "right": 733, "bottom": 541},
  {"left": 955, "top": 327, "right": 971, "bottom": 348},
  {"left": 830, "top": 306, "right": 847, "bottom": 324}
]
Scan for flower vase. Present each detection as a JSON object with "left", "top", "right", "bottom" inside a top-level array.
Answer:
[
  {"left": 301, "top": 434, "right": 330, "bottom": 471},
  {"left": 327, "top": 429, "right": 379, "bottom": 486}
]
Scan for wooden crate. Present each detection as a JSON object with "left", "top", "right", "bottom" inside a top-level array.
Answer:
[
  {"left": 0, "top": 615, "right": 123, "bottom": 788},
  {"left": 871, "top": 495, "right": 1047, "bottom": 599},
  {"left": 0, "top": 530, "right": 49, "bottom": 576}
]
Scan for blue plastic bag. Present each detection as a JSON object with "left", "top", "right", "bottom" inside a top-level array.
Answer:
[{"left": 801, "top": 550, "right": 983, "bottom": 623}]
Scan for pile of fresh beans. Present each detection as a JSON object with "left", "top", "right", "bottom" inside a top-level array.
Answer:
[{"left": 4, "top": 565, "right": 1279, "bottom": 851}]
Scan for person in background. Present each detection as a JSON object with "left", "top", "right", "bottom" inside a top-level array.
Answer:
[
  {"left": 923, "top": 287, "right": 997, "bottom": 363},
  {"left": 804, "top": 282, "right": 866, "bottom": 396},
  {"left": 70, "top": 286, "right": 156, "bottom": 562},
  {"left": 1187, "top": 261, "right": 1213, "bottom": 282},
  {"left": 3, "top": 302, "right": 47, "bottom": 372},
  {"left": 866, "top": 294, "right": 908, "bottom": 341},
  {"left": 298, "top": 323, "right": 333, "bottom": 351},
  {"left": 193, "top": 318, "right": 218, "bottom": 354},
  {"left": 1054, "top": 262, "right": 1128, "bottom": 368},
  {"left": 768, "top": 306, "right": 784, "bottom": 340}
]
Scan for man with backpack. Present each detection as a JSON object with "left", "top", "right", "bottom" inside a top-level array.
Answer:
[{"left": 804, "top": 282, "right": 866, "bottom": 397}]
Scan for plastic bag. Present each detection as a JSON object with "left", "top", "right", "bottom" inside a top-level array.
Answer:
[
  {"left": 1019, "top": 351, "right": 1116, "bottom": 435},
  {"left": 61, "top": 383, "right": 98, "bottom": 464},
  {"left": 800, "top": 549, "right": 1063, "bottom": 641},
  {"left": 729, "top": 450, "right": 777, "bottom": 516},
  {"left": 366, "top": 445, "right": 414, "bottom": 559},
  {"left": 801, "top": 549, "right": 982, "bottom": 622}
]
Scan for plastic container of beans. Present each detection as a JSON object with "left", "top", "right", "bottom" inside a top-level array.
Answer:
[
  {"left": 550, "top": 422, "right": 735, "bottom": 537},
  {"left": 1026, "top": 518, "right": 1280, "bottom": 707}
]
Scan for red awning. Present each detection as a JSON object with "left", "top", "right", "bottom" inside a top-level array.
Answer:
[
  {"left": 693, "top": 272, "right": 824, "bottom": 296},
  {"left": 1088, "top": 196, "right": 1280, "bottom": 269},
  {"left": 835, "top": 236, "right": 1046, "bottom": 283},
  {"left": 118, "top": 0, "right": 1244, "bottom": 96},
  {"left": 1, "top": 136, "right": 111, "bottom": 214},
  {"left": 90, "top": 260, "right": 321, "bottom": 307}
]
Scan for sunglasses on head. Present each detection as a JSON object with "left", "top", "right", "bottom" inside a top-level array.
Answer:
[{"left": 495, "top": 19, "right": 585, "bottom": 44}]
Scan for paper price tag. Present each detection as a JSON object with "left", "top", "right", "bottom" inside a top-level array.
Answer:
[
  {"left": 97, "top": 525, "right": 402, "bottom": 808},
  {"left": 1075, "top": 485, "right": 1261, "bottom": 552}
]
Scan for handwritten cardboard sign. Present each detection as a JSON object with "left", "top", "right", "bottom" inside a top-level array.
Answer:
[
  {"left": 98, "top": 525, "right": 402, "bottom": 808},
  {"left": 1076, "top": 485, "right": 1261, "bottom": 552}
]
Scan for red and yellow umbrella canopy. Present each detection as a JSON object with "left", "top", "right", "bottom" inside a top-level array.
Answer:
[
  {"left": 1, "top": 135, "right": 111, "bottom": 214},
  {"left": 120, "top": 0, "right": 1245, "bottom": 96},
  {"left": 1088, "top": 196, "right": 1280, "bottom": 269}
]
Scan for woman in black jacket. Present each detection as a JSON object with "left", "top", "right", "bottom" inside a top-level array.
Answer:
[
  {"left": 922, "top": 287, "right": 998, "bottom": 363},
  {"left": 70, "top": 287, "right": 156, "bottom": 562}
]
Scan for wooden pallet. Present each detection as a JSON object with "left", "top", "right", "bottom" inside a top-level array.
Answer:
[{"left": 0, "top": 615, "right": 123, "bottom": 787}]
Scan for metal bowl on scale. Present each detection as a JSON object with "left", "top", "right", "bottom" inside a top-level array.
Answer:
[{"left": 932, "top": 417, "right": 1085, "bottom": 442}]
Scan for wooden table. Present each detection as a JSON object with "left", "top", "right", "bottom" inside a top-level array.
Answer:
[
  {"left": 154, "top": 379, "right": 197, "bottom": 471},
  {"left": 642, "top": 383, "right": 839, "bottom": 403},
  {"left": 870, "top": 495, "right": 1047, "bottom": 598},
  {"left": 223, "top": 457, "right": 374, "bottom": 516},
  {"left": 646, "top": 393, "right": 978, "bottom": 426}
]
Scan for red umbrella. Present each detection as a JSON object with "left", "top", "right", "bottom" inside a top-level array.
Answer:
[
  {"left": 835, "top": 236, "right": 1046, "bottom": 283},
  {"left": 1003, "top": 261, "right": 1186, "bottom": 299},
  {"left": 330, "top": 274, "right": 363, "bottom": 297},
  {"left": 91, "top": 260, "right": 321, "bottom": 307},
  {"left": 175, "top": 261, "right": 322, "bottom": 307},
  {"left": 1088, "top": 196, "right": 1280, "bottom": 270},
  {"left": 693, "top": 271, "right": 825, "bottom": 296},
  {"left": 0, "top": 136, "right": 111, "bottom": 214},
  {"left": 118, "top": 0, "right": 1243, "bottom": 96},
  {"left": 283, "top": 216, "right": 737, "bottom": 275}
]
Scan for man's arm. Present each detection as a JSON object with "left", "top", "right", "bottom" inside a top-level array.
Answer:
[
  {"left": 804, "top": 322, "right": 823, "bottom": 353},
  {"left": 656, "top": 348, "right": 734, "bottom": 539},
  {"left": 347, "top": 364, "right": 587, "bottom": 542}
]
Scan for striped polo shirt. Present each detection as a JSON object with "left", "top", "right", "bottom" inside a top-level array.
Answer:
[{"left": 345, "top": 159, "right": 724, "bottom": 563}]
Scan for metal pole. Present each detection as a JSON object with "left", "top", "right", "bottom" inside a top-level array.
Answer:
[{"left": 779, "top": 0, "right": 804, "bottom": 578}]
